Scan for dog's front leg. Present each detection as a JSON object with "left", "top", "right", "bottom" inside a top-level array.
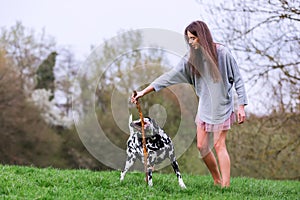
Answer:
[
  {"left": 120, "top": 154, "right": 136, "bottom": 181},
  {"left": 147, "top": 167, "right": 153, "bottom": 187},
  {"left": 147, "top": 154, "right": 156, "bottom": 187}
]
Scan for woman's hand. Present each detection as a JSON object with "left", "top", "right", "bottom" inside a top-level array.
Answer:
[
  {"left": 131, "top": 85, "right": 155, "bottom": 104},
  {"left": 131, "top": 91, "right": 144, "bottom": 104},
  {"left": 237, "top": 105, "right": 246, "bottom": 124}
]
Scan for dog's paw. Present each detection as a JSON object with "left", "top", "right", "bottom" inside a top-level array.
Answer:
[
  {"left": 179, "top": 179, "right": 186, "bottom": 189},
  {"left": 120, "top": 173, "right": 125, "bottom": 181},
  {"left": 148, "top": 179, "right": 153, "bottom": 187}
]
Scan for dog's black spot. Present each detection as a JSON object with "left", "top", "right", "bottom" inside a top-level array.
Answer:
[{"left": 136, "top": 135, "right": 166, "bottom": 151}]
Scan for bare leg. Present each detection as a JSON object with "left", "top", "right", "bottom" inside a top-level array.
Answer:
[
  {"left": 197, "top": 125, "right": 222, "bottom": 185},
  {"left": 214, "top": 130, "right": 230, "bottom": 187}
]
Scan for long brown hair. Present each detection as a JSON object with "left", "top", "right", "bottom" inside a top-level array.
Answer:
[{"left": 184, "top": 21, "right": 221, "bottom": 82}]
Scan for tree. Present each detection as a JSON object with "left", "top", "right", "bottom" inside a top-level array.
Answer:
[
  {"left": 35, "top": 51, "right": 57, "bottom": 100},
  {"left": 55, "top": 47, "right": 79, "bottom": 118},
  {"left": 0, "top": 22, "right": 77, "bottom": 127},
  {"left": 0, "top": 49, "right": 58, "bottom": 166},
  {"left": 0, "top": 21, "right": 56, "bottom": 95}
]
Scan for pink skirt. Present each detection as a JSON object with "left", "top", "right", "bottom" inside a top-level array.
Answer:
[{"left": 197, "top": 112, "right": 236, "bottom": 132}]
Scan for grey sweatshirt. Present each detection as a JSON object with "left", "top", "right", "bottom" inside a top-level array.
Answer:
[{"left": 150, "top": 45, "right": 248, "bottom": 124}]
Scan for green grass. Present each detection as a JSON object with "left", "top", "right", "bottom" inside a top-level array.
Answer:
[{"left": 0, "top": 165, "right": 299, "bottom": 200}]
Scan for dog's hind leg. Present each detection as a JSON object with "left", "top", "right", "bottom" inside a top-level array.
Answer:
[
  {"left": 120, "top": 154, "right": 136, "bottom": 181},
  {"left": 169, "top": 151, "right": 186, "bottom": 189},
  {"left": 171, "top": 160, "right": 186, "bottom": 189}
]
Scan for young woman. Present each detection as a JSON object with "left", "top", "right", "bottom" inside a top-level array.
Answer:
[{"left": 131, "top": 20, "right": 248, "bottom": 188}]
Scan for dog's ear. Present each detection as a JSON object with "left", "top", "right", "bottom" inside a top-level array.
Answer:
[
  {"left": 146, "top": 117, "right": 155, "bottom": 124},
  {"left": 129, "top": 114, "right": 133, "bottom": 122},
  {"left": 128, "top": 114, "right": 133, "bottom": 134}
]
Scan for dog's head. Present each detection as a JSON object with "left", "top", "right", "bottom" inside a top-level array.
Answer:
[{"left": 129, "top": 116, "right": 160, "bottom": 137}]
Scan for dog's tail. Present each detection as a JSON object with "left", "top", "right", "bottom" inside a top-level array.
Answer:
[{"left": 129, "top": 114, "right": 134, "bottom": 135}]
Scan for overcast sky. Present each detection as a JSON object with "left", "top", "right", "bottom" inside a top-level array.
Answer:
[{"left": 0, "top": 0, "right": 207, "bottom": 59}]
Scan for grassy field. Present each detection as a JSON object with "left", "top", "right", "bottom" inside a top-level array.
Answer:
[{"left": 0, "top": 165, "right": 299, "bottom": 200}]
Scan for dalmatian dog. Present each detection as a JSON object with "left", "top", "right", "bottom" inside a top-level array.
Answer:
[{"left": 120, "top": 115, "right": 186, "bottom": 189}]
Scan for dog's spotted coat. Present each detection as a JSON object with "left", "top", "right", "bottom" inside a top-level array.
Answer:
[{"left": 120, "top": 115, "right": 186, "bottom": 188}]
